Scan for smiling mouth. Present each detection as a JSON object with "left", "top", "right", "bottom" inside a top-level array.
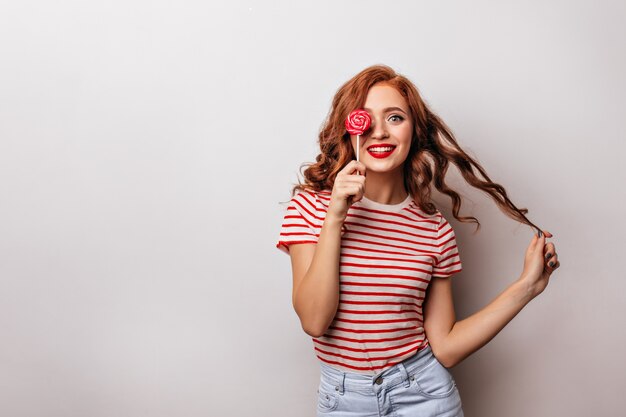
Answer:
[
  {"left": 367, "top": 146, "right": 396, "bottom": 153},
  {"left": 366, "top": 146, "right": 396, "bottom": 159}
]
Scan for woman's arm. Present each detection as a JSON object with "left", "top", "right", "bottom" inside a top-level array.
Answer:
[
  {"left": 424, "top": 231, "right": 560, "bottom": 368},
  {"left": 423, "top": 276, "right": 534, "bottom": 368},
  {"left": 289, "top": 214, "right": 345, "bottom": 338}
]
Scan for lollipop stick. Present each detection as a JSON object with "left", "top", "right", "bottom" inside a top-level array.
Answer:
[{"left": 356, "top": 134, "right": 360, "bottom": 176}]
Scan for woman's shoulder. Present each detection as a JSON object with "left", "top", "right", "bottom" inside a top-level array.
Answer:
[
  {"left": 427, "top": 206, "right": 459, "bottom": 234},
  {"left": 409, "top": 202, "right": 447, "bottom": 233},
  {"left": 294, "top": 186, "right": 331, "bottom": 196},
  {"left": 292, "top": 187, "right": 331, "bottom": 212}
]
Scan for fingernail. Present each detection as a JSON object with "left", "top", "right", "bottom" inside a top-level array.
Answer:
[
  {"left": 545, "top": 253, "right": 552, "bottom": 260},
  {"left": 538, "top": 230, "right": 543, "bottom": 237},
  {"left": 549, "top": 261, "right": 555, "bottom": 267}
]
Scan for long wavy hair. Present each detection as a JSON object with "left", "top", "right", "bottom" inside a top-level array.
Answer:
[{"left": 288, "top": 64, "right": 542, "bottom": 235}]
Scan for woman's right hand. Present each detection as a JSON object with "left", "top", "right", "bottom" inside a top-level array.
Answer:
[{"left": 327, "top": 160, "right": 367, "bottom": 222}]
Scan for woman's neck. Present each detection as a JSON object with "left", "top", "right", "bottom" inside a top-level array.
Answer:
[{"left": 362, "top": 170, "right": 408, "bottom": 205}]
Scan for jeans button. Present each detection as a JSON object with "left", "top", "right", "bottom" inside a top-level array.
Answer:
[{"left": 375, "top": 376, "right": 383, "bottom": 385}]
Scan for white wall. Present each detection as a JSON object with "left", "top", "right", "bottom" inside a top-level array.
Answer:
[{"left": 1, "top": 1, "right": 624, "bottom": 416}]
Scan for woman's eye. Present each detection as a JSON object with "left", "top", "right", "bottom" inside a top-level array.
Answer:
[{"left": 388, "top": 115, "right": 404, "bottom": 123}]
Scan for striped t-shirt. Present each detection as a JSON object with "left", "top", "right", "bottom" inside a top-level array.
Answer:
[{"left": 276, "top": 189, "right": 463, "bottom": 375}]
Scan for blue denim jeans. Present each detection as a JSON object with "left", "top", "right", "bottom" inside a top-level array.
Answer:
[{"left": 316, "top": 345, "right": 464, "bottom": 417}]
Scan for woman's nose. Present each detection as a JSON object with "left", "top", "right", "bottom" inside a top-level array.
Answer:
[{"left": 369, "top": 118, "right": 388, "bottom": 139}]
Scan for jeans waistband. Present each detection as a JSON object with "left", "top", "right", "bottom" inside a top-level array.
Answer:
[{"left": 319, "top": 344, "right": 434, "bottom": 393}]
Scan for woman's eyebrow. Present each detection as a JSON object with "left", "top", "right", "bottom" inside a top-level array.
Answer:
[{"left": 364, "top": 106, "right": 408, "bottom": 115}]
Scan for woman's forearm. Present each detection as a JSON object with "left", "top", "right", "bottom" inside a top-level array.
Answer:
[
  {"left": 441, "top": 279, "right": 535, "bottom": 367},
  {"left": 293, "top": 214, "right": 344, "bottom": 337}
]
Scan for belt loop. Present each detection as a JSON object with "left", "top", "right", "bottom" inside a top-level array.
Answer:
[
  {"left": 336, "top": 372, "right": 345, "bottom": 395},
  {"left": 397, "top": 362, "right": 411, "bottom": 388}
]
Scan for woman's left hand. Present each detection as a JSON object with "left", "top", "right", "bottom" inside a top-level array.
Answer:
[{"left": 519, "top": 230, "right": 560, "bottom": 299}]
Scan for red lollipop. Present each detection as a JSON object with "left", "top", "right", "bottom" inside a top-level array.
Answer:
[
  {"left": 345, "top": 110, "right": 371, "bottom": 169},
  {"left": 345, "top": 109, "right": 371, "bottom": 135}
]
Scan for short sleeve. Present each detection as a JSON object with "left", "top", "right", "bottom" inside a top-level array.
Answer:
[
  {"left": 432, "top": 213, "right": 463, "bottom": 278},
  {"left": 275, "top": 190, "right": 322, "bottom": 255}
]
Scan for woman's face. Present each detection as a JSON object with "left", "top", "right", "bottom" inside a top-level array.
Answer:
[{"left": 350, "top": 83, "right": 414, "bottom": 175}]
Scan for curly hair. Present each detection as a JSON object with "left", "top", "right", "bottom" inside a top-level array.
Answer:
[{"left": 288, "top": 64, "right": 542, "bottom": 235}]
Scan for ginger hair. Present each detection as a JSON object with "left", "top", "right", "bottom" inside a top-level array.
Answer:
[{"left": 288, "top": 64, "right": 542, "bottom": 235}]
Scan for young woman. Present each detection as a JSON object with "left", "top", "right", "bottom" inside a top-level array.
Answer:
[{"left": 276, "top": 64, "right": 560, "bottom": 417}]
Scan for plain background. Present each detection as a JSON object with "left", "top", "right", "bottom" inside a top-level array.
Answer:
[{"left": 1, "top": 1, "right": 625, "bottom": 416}]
